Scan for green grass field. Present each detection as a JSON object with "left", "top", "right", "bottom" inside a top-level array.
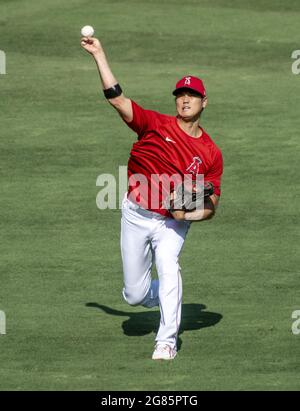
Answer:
[{"left": 1, "top": 0, "right": 300, "bottom": 390}]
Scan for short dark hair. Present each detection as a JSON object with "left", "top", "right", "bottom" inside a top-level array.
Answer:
[{"left": 173, "top": 88, "right": 204, "bottom": 98}]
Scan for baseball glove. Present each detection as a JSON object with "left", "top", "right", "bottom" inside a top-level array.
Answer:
[{"left": 168, "top": 181, "right": 214, "bottom": 212}]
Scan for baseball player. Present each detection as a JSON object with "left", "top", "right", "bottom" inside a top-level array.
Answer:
[{"left": 81, "top": 36, "right": 223, "bottom": 360}]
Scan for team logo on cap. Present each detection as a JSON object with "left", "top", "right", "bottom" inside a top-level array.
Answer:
[
  {"left": 184, "top": 77, "right": 191, "bottom": 85},
  {"left": 186, "top": 157, "right": 202, "bottom": 175}
]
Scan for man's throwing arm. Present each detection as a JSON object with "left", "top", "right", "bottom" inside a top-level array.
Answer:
[{"left": 81, "top": 36, "right": 133, "bottom": 122}]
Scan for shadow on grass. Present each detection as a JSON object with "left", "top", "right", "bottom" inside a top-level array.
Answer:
[{"left": 86, "top": 303, "right": 222, "bottom": 351}]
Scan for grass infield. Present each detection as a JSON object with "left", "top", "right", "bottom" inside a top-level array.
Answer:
[{"left": 0, "top": 0, "right": 300, "bottom": 390}]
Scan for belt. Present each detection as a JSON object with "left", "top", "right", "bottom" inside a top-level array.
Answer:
[{"left": 126, "top": 199, "right": 166, "bottom": 220}]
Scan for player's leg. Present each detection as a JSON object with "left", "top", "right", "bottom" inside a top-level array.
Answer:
[
  {"left": 121, "top": 197, "right": 159, "bottom": 308},
  {"left": 151, "top": 218, "right": 190, "bottom": 352}
]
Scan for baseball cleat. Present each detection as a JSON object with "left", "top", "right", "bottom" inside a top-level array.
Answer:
[{"left": 152, "top": 344, "right": 177, "bottom": 360}]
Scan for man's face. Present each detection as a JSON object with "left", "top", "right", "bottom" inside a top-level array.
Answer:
[{"left": 175, "top": 90, "right": 207, "bottom": 120}]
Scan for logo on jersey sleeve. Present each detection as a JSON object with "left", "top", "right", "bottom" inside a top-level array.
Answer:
[{"left": 186, "top": 157, "right": 202, "bottom": 175}]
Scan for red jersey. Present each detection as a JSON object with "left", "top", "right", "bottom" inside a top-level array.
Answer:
[{"left": 123, "top": 100, "right": 223, "bottom": 217}]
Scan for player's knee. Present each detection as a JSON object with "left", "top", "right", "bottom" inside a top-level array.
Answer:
[{"left": 122, "top": 287, "right": 145, "bottom": 306}]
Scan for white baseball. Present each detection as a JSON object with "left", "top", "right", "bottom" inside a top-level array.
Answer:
[{"left": 81, "top": 25, "right": 94, "bottom": 37}]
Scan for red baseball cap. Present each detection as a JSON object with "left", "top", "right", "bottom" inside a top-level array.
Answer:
[{"left": 172, "top": 75, "right": 206, "bottom": 97}]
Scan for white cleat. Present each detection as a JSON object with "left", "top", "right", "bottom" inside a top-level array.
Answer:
[{"left": 152, "top": 344, "right": 177, "bottom": 360}]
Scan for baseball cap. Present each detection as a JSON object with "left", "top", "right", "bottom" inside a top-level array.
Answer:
[{"left": 172, "top": 75, "right": 206, "bottom": 97}]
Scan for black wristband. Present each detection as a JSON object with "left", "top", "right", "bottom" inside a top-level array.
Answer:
[{"left": 103, "top": 84, "right": 123, "bottom": 99}]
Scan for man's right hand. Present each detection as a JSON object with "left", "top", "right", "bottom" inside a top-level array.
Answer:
[{"left": 80, "top": 37, "right": 103, "bottom": 56}]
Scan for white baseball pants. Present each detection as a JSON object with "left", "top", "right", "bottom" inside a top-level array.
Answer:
[{"left": 121, "top": 195, "right": 190, "bottom": 349}]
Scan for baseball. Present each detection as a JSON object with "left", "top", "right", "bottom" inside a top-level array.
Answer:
[{"left": 81, "top": 25, "right": 94, "bottom": 37}]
